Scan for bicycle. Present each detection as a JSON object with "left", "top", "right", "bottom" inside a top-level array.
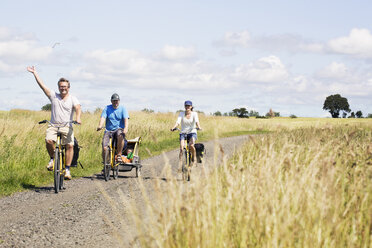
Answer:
[
  {"left": 103, "top": 131, "right": 121, "bottom": 181},
  {"left": 38, "top": 120, "right": 79, "bottom": 193},
  {"left": 171, "top": 128, "right": 200, "bottom": 181}
]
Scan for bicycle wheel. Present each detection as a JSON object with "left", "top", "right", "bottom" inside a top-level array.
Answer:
[
  {"left": 59, "top": 150, "right": 65, "bottom": 190},
  {"left": 135, "top": 158, "right": 142, "bottom": 178},
  {"left": 54, "top": 147, "right": 60, "bottom": 193},
  {"left": 113, "top": 164, "right": 119, "bottom": 180},
  {"left": 182, "top": 149, "right": 189, "bottom": 181},
  {"left": 59, "top": 171, "right": 64, "bottom": 190},
  {"left": 187, "top": 153, "right": 191, "bottom": 181},
  {"left": 104, "top": 148, "right": 111, "bottom": 181}
]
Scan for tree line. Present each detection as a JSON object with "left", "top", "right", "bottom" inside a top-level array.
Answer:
[
  {"left": 213, "top": 108, "right": 281, "bottom": 118},
  {"left": 41, "top": 94, "right": 371, "bottom": 118}
]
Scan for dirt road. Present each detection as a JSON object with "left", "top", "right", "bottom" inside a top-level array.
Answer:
[{"left": 0, "top": 135, "right": 249, "bottom": 247}]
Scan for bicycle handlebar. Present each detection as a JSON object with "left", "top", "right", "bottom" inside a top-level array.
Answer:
[
  {"left": 171, "top": 127, "right": 201, "bottom": 132},
  {"left": 38, "top": 120, "right": 80, "bottom": 126}
]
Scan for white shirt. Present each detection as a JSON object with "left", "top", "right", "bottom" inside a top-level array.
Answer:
[
  {"left": 49, "top": 91, "right": 80, "bottom": 125},
  {"left": 176, "top": 111, "right": 199, "bottom": 134}
]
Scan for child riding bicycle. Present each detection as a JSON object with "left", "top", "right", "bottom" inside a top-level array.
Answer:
[
  {"left": 171, "top": 100, "right": 202, "bottom": 170},
  {"left": 97, "top": 93, "right": 129, "bottom": 169}
]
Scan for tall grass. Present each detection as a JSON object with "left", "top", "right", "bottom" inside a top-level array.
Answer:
[
  {"left": 122, "top": 121, "right": 372, "bottom": 247},
  {"left": 0, "top": 109, "right": 267, "bottom": 196}
]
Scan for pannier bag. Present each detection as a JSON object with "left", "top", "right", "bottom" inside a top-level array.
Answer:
[
  {"left": 194, "top": 143, "right": 205, "bottom": 163},
  {"left": 71, "top": 137, "right": 83, "bottom": 168}
]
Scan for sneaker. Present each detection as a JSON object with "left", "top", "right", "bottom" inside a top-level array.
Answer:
[
  {"left": 64, "top": 169, "right": 72, "bottom": 180},
  {"left": 116, "top": 155, "right": 123, "bottom": 163},
  {"left": 46, "top": 159, "right": 53, "bottom": 171}
]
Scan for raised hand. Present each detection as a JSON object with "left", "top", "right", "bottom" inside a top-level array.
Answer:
[{"left": 27, "top": 66, "right": 36, "bottom": 74}]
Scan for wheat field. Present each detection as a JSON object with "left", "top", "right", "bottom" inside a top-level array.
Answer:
[{"left": 116, "top": 119, "right": 372, "bottom": 248}]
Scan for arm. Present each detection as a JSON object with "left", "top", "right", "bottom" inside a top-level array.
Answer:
[
  {"left": 170, "top": 122, "right": 179, "bottom": 131},
  {"left": 27, "top": 66, "right": 52, "bottom": 98},
  {"left": 123, "top": 118, "right": 128, "bottom": 134},
  {"left": 97, "top": 116, "right": 106, "bottom": 131},
  {"left": 196, "top": 122, "right": 202, "bottom": 130},
  {"left": 75, "top": 104, "right": 82, "bottom": 124},
  {"left": 171, "top": 113, "right": 182, "bottom": 131},
  {"left": 195, "top": 112, "right": 202, "bottom": 130}
]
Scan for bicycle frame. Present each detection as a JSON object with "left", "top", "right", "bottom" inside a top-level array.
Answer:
[{"left": 103, "top": 132, "right": 119, "bottom": 181}]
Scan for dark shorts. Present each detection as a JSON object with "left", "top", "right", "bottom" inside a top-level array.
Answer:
[
  {"left": 179, "top": 132, "right": 197, "bottom": 142},
  {"left": 102, "top": 128, "right": 126, "bottom": 148}
]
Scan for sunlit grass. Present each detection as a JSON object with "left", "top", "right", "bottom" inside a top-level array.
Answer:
[{"left": 121, "top": 121, "right": 372, "bottom": 247}]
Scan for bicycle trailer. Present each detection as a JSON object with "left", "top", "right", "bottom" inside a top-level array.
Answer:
[{"left": 118, "top": 136, "right": 142, "bottom": 176}]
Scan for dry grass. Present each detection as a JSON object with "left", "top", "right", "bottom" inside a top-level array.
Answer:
[{"left": 114, "top": 120, "right": 372, "bottom": 247}]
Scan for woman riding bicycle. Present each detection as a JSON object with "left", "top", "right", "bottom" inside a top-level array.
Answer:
[{"left": 171, "top": 100, "right": 202, "bottom": 170}]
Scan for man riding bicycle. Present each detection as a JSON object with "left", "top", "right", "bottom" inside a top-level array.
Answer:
[
  {"left": 171, "top": 100, "right": 202, "bottom": 170},
  {"left": 97, "top": 93, "right": 129, "bottom": 168},
  {"left": 27, "top": 66, "right": 81, "bottom": 180}
]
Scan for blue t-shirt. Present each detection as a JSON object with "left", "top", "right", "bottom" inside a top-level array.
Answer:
[{"left": 101, "top": 105, "right": 129, "bottom": 131}]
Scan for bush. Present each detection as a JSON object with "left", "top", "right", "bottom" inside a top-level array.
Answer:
[
  {"left": 290, "top": 114, "right": 297, "bottom": 118},
  {"left": 142, "top": 108, "right": 154, "bottom": 113},
  {"left": 41, "top": 103, "right": 51, "bottom": 111}
]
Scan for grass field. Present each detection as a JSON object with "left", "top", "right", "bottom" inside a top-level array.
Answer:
[
  {"left": 123, "top": 119, "right": 372, "bottom": 247},
  {"left": 0, "top": 109, "right": 267, "bottom": 196},
  {"left": 1, "top": 109, "right": 371, "bottom": 246}
]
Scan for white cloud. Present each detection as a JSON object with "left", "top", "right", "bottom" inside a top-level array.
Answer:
[
  {"left": 0, "top": 27, "right": 53, "bottom": 74},
  {"left": 327, "top": 28, "right": 372, "bottom": 58},
  {"left": 223, "top": 30, "right": 251, "bottom": 47},
  {"left": 316, "top": 62, "right": 349, "bottom": 79},
  {"left": 233, "top": 55, "right": 289, "bottom": 83},
  {"left": 160, "top": 45, "right": 196, "bottom": 60},
  {"left": 72, "top": 47, "right": 236, "bottom": 90}
]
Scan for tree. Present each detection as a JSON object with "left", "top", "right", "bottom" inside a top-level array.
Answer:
[
  {"left": 41, "top": 103, "right": 51, "bottom": 111},
  {"left": 249, "top": 110, "right": 259, "bottom": 117},
  {"left": 355, "top": 110, "right": 363, "bottom": 118},
  {"left": 213, "top": 111, "right": 222, "bottom": 116},
  {"left": 232, "top": 108, "right": 249, "bottom": 118},
  {"left": 349, "top": 112, "right": 355, "bottom": 118},
  {"left": 323, "top": 94, "right": 350, "bottom": 118}
]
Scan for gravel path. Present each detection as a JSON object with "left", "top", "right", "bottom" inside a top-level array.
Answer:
[{"left": 0, "top": 135, "right": 250, "bottom": 247}]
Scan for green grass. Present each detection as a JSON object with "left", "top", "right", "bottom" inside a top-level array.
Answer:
[{"left": 0, "top": 110, "right": 268, "bottom": 197}]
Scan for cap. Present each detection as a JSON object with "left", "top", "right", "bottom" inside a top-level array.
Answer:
[
  {"left": 111, "top": 93, "right": 120, "bottom": 101},
  {"left": 184, "top": 100, "right": 192, "bottom": 106}
]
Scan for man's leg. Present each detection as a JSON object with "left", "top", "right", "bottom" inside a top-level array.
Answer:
[
  {"left": 62, "top": 127, "right": 74, "bottom": 180},
  {"left": 45, "top": 126, "right": 57, "bottom": 171},
  {"left": 46, "top": 139, "right": 55, "bottom": 158},
  {"left": 117, "top": 132, "right": 124, "bottom": 155},
  {"left": 65, "top": 144, "right": 73, "bottom": 165},
  {"left": 45, "top": 139, "right": 55, "bottom": 170}
]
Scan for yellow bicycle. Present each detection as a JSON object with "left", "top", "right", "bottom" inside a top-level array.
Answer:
[
  {"left": 39, "top": 120, "right": 78, "bottom": 193},
  {"left": 172, "top": 128, "right": 200, "bottom": 181},
  {"left": 103, "top": 134, "right": 120, "bottom": 181}
]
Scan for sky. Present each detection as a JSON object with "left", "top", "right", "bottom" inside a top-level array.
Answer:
[{"left": 1, "top": 0, "right": 372, "bottom": 117}]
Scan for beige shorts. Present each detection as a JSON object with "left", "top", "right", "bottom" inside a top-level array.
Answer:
[{"left": 46, "top": 126, "right": 74, "bottom": 145}]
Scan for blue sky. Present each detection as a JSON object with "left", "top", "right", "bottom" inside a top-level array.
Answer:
[{"left": 1, "top": 0, "right": 371, "bottom": 117}]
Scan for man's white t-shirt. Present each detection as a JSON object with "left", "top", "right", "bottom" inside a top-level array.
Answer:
[
  {"left": 49, "top": 91, "right": 80, "bottom": 125},
  {"left": 176, "top": 111, "right": 199, "bottom": 134}
]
